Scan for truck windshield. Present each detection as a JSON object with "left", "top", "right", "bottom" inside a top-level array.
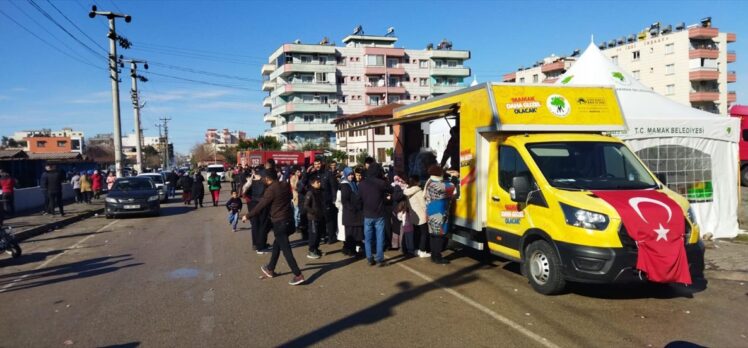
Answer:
[{"left": 526, "top": 142, "right": 658, "bottom": 190}]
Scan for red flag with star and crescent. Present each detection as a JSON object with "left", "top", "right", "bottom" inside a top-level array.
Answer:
[{"left": 592, "top": 190, "right": 692, "bottom": 285}]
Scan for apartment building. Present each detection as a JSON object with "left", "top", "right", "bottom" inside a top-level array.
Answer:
[
  {"left": 503, "top": 17, "right": 737, "bottom": 114},
  {"left": 261, "top": 28, "right": 471, "bottom": 147},
  {"left": 204, "top": 129, "right": 247, "bottom": 145},
  {"left": 333, "top": 103, "right": 401, "bottom": 164},
  {"left": 18, "top": 128, "right": 85, "bottom": 154}
]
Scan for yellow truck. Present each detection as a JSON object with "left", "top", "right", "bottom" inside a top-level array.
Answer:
[{"left": 382, "top": 83, "right": 704, "bottom": 295}]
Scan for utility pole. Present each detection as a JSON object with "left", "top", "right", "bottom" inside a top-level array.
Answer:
[
  {"left": 123, "top": 58, "right": 148, "bottom": 173},
  {"left": 89, "top": 6, "right": 131, "bottom": 178},
  {"left": 159, "top": 116, "right": 171, "bottom": 169},
  {"left": 155, "top": 122, "right": 163, "bottom": 169}
]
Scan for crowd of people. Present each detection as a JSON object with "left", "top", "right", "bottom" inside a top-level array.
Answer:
[{"left": 211, "top": 155, "right": 459, "bottom": 286}]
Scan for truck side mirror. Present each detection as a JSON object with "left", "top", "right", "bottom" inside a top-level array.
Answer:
[
  {"left": 655, "top": 173, "right": 667, "bottom": 186},
  {"left": 511, "top": 176, "right": 530, "bottom": 202}
]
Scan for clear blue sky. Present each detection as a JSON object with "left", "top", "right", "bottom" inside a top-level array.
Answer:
[{"left": 1, "top": 0, "right": 745, "bottom": 153}]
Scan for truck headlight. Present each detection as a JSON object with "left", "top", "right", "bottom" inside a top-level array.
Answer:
[
  {"left": 148, "top": 195, "right": 159, "bottom": 202},
  {"left": 687, "top": 207, "right": 698, "bottom": 229},
  {"left": 105, "top": 197, "right": 118, "bottom": 203},
  {"left": 561, "top": 203, "right": 609, "bottom": 230}
]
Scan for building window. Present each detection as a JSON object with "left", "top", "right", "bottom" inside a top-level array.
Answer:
[
  {"left": 649, "top": 47, "right": 654, "bottom": 54},
  {"left": 387, "top": 58, "right": 399, "bottom": 68},
  {"left": 632, "top": 51, "right": 640, "bottom": 61},
  {"left": 666, "top": 84, "right": 675, "bottom": 95},
  {"left": 366, "top": 55, "right": 384, "bottom": 66},
  {"left": 369, "top": 95, "right": 381, "bottom": 105},
  {"left": 611, "top": 55, "right": 618, "bottom": 64},
  {"left": 532, "top": 74, "right": 539, "bottom": 83},
  {"left": 57, "top": 141, "right": 66, "bottom": 147},
  {"left": 316, "top": 72, "right": 327, "bottom": 83},
  {"left": 375, "top": 127, "right": 385, "bottom": 135},
  {"left": 419, "top": 78, "right": 428, "bottom": 86},
  {"left": 300, "top": 55, "right": 312, "bottom": 63},
  {"left": 337, "top": 56, "right": 346, "bottom": 65},
  {"left": 632, "top": 70, "right": 640, "bottom": 79},
  {"left": 519, "top": 77, "right": 525, "bottom": 83},
  {"left": 650, "top": 67, "right": 654, "bottom": 74},
  {"left": 319, "top": 56, "right": 327, "bottom": 65},
  {"left": 37, "top": 141, "right": 47, "bottom": 148},
  {"left": 284, "top": 54, "right": 292, "bottom": 64},
  {"left": 420, "top": 96, "right": 428, "bottom": 101},
  {"left": 448, "top": 60, "right": 458, "bottom": 68},
  {"left": 303, "top": 114, "right": 314, "bottom": 122},
  {"left": 665, "top": 64, "right": 675, "bottom": 75},
  {"left": 419, "top": 60, "right": 429, "bottom": 68},
  {"left": 665, "top": 43, "right": 674, "bottom": 54}
]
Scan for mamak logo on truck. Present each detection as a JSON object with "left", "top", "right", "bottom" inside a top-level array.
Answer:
[{"left": 547, "top": 94, "right": 570, "bottom": 117}]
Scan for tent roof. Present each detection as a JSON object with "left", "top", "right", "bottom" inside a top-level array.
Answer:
[{"left": 556, "top": 43, "right": 718, "bottom": 120}]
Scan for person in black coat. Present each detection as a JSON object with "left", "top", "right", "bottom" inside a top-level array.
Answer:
[
  {"left": 340, "top": 167, "right": 364, "bottom": 257},
  {"left": 192, "top": 172, "right": 205, "bottom": 208},
  {"left": 178, "top": 173, "right": 194, "bottom": 205},
  {"left": 41, "top": 165, "right": 64, "bottom": 216}
]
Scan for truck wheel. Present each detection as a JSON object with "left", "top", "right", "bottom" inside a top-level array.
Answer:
[
  {"left": 741, "top": 166, "right": 748, "bottom": 187},
  {"left": 523, "top": 240, "right": 566, "bottom": 295}
]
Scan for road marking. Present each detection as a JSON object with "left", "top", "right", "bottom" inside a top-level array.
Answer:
[
  {"left": 0, "top": 220, "right": 119, "bottom": 293},
  {"left": 396, "top": 263, "right": 560, "bottom": 348}
]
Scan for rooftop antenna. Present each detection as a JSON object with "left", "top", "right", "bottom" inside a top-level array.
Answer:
[
  {"left": 385, "top": 27, "right": 395, "bottom": 37},
  {"left": 352, "top": 25, "right": 363, "bottom": 35}
]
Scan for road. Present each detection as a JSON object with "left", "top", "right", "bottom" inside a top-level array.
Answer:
[{"left": 1, "top": 189, "right": 746, "bottom": 347}]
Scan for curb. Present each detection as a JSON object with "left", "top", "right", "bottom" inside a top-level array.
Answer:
[{"left": 12, "top": 208, "right": 105, "bottom": 242}]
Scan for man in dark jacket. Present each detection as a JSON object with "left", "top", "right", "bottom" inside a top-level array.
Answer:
[
  {"left": 178, "top": 173, "right": 194, "bottom": 205},
  {"left": 244, "top": 169, "right": 305, "bottom": 286},
  {"left": 192, "top": 172, "right": 205, "bottom": 208},
  {"left": 233, "top": 166, "right": 245, "bottom": 194},
  {"left": 248, "top": 166, "right": 271, "bottom": 253},
  {"left": 166, "top": 170, "right": 179, "bottom": 199},
  {"left": 303, "top": 177, "right": 324, "bottom": 259},
  {"left": 41, "top": 164, "right": 64, "bottom": 216},
  {"left": 358, "top": 163, "right": 392, "bottom": 266}
]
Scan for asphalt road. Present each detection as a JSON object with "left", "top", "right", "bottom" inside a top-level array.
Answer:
[{"left": 1, "top": 190, "right": 746, "bottom": 347}]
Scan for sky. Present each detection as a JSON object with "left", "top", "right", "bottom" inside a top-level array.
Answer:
[{"left": 0, "top": 0, "right": 746, "bottom": 153}]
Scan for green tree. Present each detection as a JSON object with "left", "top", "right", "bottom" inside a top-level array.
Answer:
[
  {"left": 330, "top": 149, "right": 347, "bottom": 164},
  {"left": 355, "top": 151, "right": 369, "bottom": 165},
  {"left": 247, "top": 136, "right": 282, "bottom": 150},
  {"left": 236, "top": 139, "right": 252, "bottom": 151},
  {"left": 385, "top": 148, "right": 394, "bottom": 158},
  {"left": 219, "top": 148, "right": 237, "bottom": 164}
]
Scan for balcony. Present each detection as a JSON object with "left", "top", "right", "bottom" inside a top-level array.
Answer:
[
  {"left": 281, "top": 43, "right": 337, "bottom": 55},
  {"left": 727, "top": 71, "right": 736, "bottom": 83},
  {"left": 503, "top": 72, "right": 516, "bottom": 82},
  {"left": 364, "top": 66, "right": 406, "bottom": 75},
  {"left": 261, "top": 80, "right": 276, "bottom": 91},
  {"left": 431, "top": 85, "right": 464, "bottom": 94},
  {"left": 364, "top": 85, "right": 407, "bottom": 94},
  {"left": 543, "top": 77, "right": 559, "bottom": 84},
  {"left": 541, "top": 61, "right": 565, "bottom": 73},
  {"left": 727, "top": 50, "right": 736, "bottom": 63},
  {"left": 428, "top": 50, "right": 470, "bottom": 59},
  {"left": 263, "top": 113, "right": 279, "bottom": 123},
  {"left": 272, "top": 83, "right": 337, "bottom": 97},
  {"left": 280, "top": 122, "right": 336, "bottom": 133},
  {"left": 689, "top": 90, "right": 720, "bottom": 102},
  {"left": 689, "top": 27, "right": 718, "bottom": 39},
  {"left": 430, "top": 67, "right": 470, "bottom": 77},
  {"left": 727, "top": 33, "right": 736, "bottom": 43},
  {"left": 363, "top": 47, "right": 406, "bottom": 57},
  {"left": 689, "top": 48, "right": 719, "bottom": 59},
  {"left": 269, "top": 63, "right": 336, "bottom": 80},
  {"left": 262, "top": 96, "right": 272, "bottom": 107},
  {"left": 728, "top": 91, "right": 737, "bottom": 103},
  {"left": 261, "top": 64, "right": 275, "bottom": 75},
  {"left": 689, "top": 68, "right": 720, "bottom": 81},
  {"left": 270, "top": 102, "right": 338, "bottom": 117}
]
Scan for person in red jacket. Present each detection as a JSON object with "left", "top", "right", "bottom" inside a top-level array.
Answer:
[
  {"left": 0, "top": 170, "right": 17, "bottom": 215},
  {"left": 91, "top": 170, "right": 102, "bottom": 199}
]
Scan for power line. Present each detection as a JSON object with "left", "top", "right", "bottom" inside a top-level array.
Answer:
[
  {"left": 44, "top": 0, "right": 108, "bottom": 53},
  {"left": 25, "top": 0, "right": 106, "bottom": 61},
  {"left": 135, "top": 41, "right": 268, "bottom": 61},
  {"left": 148, "top": 61, "right": 262, "bottom": 83},
  {"left": 7, "top": 0, "right": 101, "bottom": 66},
  {"left": 129, "top": 45, "right": 263, "bottom": 65},
  {"left": 142, "top": 71, "right": 262, "bottom": 91},
  {"left": 0, "top": 9, "right": 105, "bottom": 70}
]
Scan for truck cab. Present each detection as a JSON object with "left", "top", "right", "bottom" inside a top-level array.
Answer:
[{"left": 387, "top": 83, "right": 704, "bottom": 294}]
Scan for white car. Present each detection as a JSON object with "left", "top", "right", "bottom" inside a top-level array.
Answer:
[
  {"left": 206, "top": 164, "right": 226, "bottom": 182},
  {"left": 137, "top": 173, "right": 167, "bottom": 202}
]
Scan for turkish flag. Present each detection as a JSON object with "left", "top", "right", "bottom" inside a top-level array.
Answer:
[{"left": 592, "top": 190, "right": 692, "bottom": 285}]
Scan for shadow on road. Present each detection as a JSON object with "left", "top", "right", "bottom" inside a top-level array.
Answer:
[
  {"left": 0, "top": 254, "right": 142, "bottom": 294},
  {"left": 0, "top": 249, "right": 67, "bottom": 268},
  {"left": 160, "top": 206, "right": 195, "bottom": 217},
  {"left": 277, "top": 262, "right": 485, "bottom": 347},
  {"left": 100, "top": 342, "right": 141, "bottom": 348},
  {"left": 22, "top": 230, "right": 112, "bottom": 244},
  {"left": 302, "top": 256, "right": 362, "bottom": 284}
]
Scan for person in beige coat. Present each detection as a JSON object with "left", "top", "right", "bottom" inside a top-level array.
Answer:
[
  {"left": 404, "top": 176, "right": 430, "bottom": 258},
  {"left": 79, "top": 173, "right": 92, "bottom": 204}
]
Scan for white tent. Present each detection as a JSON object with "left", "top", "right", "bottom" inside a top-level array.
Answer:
[{"left": 556, "top": 43, "right": 741, "bottom": 238}]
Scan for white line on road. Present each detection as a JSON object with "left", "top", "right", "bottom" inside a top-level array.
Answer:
[
  {"left": 396, "top": 263, "right": 560, "bottom": 348},
  {"left": 0, "top": 220, "right": 120, "bottom": 293}
]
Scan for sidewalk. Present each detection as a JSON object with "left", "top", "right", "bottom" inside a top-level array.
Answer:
[{"left": 2, "top": 199, "right": 105, "bottom": 242}]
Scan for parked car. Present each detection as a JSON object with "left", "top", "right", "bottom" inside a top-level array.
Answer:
[
  {"left": 105, "top": 177, "right": 161, "bottom": 218},
  {"left": 138, "top": 173, "right": 167, "bottom": 202}
]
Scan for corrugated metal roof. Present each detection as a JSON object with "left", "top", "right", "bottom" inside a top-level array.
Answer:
[{"left": 26, "top": 152, "right": 83, "bottom": 160}]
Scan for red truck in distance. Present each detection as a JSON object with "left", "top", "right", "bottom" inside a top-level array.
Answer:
[
  {"left": 729, "top": 105, "right": 748, "bottom": 186},
  {"left": 236, "top": 150, "right": 324, "bottom": 168}
]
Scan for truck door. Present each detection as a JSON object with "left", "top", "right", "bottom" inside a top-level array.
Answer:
[{"left": 486, "top": 142, "right": 538, "bottom": 260}]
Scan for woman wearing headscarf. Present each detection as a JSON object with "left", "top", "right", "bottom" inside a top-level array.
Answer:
[
  {"left": 423, "top": 165, "right": 456, "bottom": 264},
  {"left": 91, "top": 170, "right": 102, "bottom": 199},
  {"left": 79, "top": 171, "right": 92, "bottom": 204},
  {"left": 340, "top": 167, "right": 364, "bottom": 257},
  {"left": 192, "top": 171, "right": 205, "bottom": 208}
]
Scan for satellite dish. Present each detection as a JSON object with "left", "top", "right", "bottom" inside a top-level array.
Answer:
[
  {"left": 426, "top": 43, "right": 434, "bottom": 50},
  {"left": 293, "top": 39, "right": 301, "bottom": 44},
  {"left": 676, "top": 22, "right": 686, "bottom": 31},
  {"left": 320, "top": 37, "right": 329, "bottom": 45},
  {"left": 353, "top": 25, "right": 363, "bottom": 35},
  {"left": 385, "top": 27, "right": 395, "bottom": 37}
]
